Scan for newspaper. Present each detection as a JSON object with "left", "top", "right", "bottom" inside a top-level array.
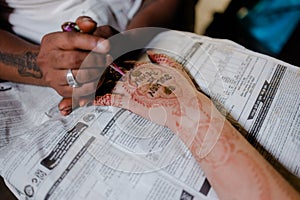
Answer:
[{"left": 0, "top": 30, "right": 299, "bottom": 199}]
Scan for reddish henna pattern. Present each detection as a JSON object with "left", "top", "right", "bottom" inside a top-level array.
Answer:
[
  {"left": 234, "top": 150, "right": 272, "bottom": 199},
  {"left": 93, "top": 52, "right": 300, "bottom": 199},
  {"left": 147, "top": 51, "right": 195, "bottom": 86},
  {"left": 195, "top": 130, "right": 234, "bottom": 166},
  {"left": 95, "top": 52, "right": 221, "bottom": 154},
  {"left": 147, "top": 51, "right": 182, "bottom": 70},
  {"left": 128, "top": 64, "right": 179, "bottom": 107},
  {"left": 195, "top": 125, "right": 272, "bottom": 199},
  {"left": 95, "top": 52, "right": 215, "bottom": 145},
  {"left": 196, "top": 119, "right": 239, "bottom": 164},
  {"left": 94, "top": 93, "right": 123, "bottom": 107},
  {"left": 264, "top": 160, "right": 298, "bottom": 199},
  {"left": 94, "top": 94, "right": 113, "bottom": 106}
]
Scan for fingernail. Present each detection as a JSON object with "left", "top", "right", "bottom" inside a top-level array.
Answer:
[
  {"left": 79, "top": 99, "right": 91, "bottom": 107},
  {"left": 81, "top": 16, "right": 93, "bottom": 21},
  {"left": 60, "top": 107, "right": 72, "bottom": 116},
  {"left": 106, "top": 54, "right": 113, "bottom": 64},
  {"left": 96, "top": 40, "right": 110, "bottom": 52}
]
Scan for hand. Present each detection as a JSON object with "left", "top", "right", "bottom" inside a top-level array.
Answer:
[
  {"left": 93, "top": 51, "right": 218, "bottom": 147},
  {"left": 58, "top": 18, "right": 161, "bottom": 116},
  {"left": 50, "top": 17, "right": 118, "bottom": 115},
  {"left": 37, "top": 16, "right": 110, "bottom": 98}
]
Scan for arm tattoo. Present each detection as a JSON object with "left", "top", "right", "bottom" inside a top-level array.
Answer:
[{"left": 0, "top": 51, "right": 43, "bottom": 78}]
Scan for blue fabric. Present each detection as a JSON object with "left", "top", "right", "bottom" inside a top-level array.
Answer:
[{"left": 241, "top": 0, "right": 300, "bottom": 54}]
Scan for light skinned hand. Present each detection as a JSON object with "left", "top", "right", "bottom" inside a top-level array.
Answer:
[{"left": 93, "top": 51, "right": 221, "bottom": 150}]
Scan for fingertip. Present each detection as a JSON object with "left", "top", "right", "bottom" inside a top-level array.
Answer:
[
  {"left": 58, "top": 98, "right": 72, "bottom": 110},
  {"left": 95, "top": 39, "right": 110, "bottom": 53},
  {"left": 79, "top": 98, "right": 91, "bottom": 107},
  {"left": 60, "top": 108, "right": 72, "bottom": 116},
  {"left": 146, "top": 50, "right": 155, "bottom": 55},
  {"left": 75, "top": 16, "right": 94, "bottom": 23},
  {"left": 76, "top": 16, "right": 97, "bottom": 33},
  {"left": 146, "top": 50, "right": 157, "bottom": 63},
  {"left": 106, "top": 54, "right": 113, "bottom": 65}
]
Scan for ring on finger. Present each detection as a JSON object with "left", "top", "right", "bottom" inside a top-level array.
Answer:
[{"left": 66, "top": 69, "right": 81, "bottom": 88}]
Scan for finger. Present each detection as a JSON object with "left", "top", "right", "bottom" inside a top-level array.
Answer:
[
  {"left": 71, "top": 81, "right": 100, "bottom": 97},
  {"left": 51, "top": 50, "right": 89, "bottom": 69},
  {"left": 70, "top": 68, "right": 104, "bottom": 84},
  {"left": 45, "top": 68, "right": 102, "bottom": 88},
  {"left": 47, "top": 32, "right": 110, "bottom": 53},
  {"left": 59, "top": 69, "right": 107, "bottom": 98},
  {"left": 79, "top": 96, "right": 93, "bottom": 107},
  {"left": 79, "top": 51, "right": 107, "bottom": 70},
  {"left": 49, "top": 53, "right": 106, "bottom": 81},
  {"left": 58, "top": 50, "right": 107, "bottom": 70},
  {"left": 147, "top": 51, "right": 196, "bottom": 87},
  {"left": 58, "top": 97, "right": 79, "bottom": 116},
  {"left": 147, "top": 51, "right": 183, "bottom": 70},
  {"left": 55, "top": 50, "right": 107, "bottom": 73},
  {"left": 94, "top": 94, "right": 124, "bottom": 107},
  {"left": 76, "top": 16, "right": 97, "bottom": 33},
  {"left": 94, "top": 25, "right": 119, "bottom": 38}
]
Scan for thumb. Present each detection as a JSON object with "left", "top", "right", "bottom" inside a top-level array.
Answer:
[
  {"left": 58, "top": 97, "right": 79, "bottom": 116},
  {"left": 76, "top": 16, "right": 97, "bottom": 34},
  {"left": 147, "top": 51, "right": 181, "bottom": 70}
]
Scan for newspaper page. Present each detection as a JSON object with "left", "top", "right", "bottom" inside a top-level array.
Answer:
[
  {"left": 0, "top": 82, "right": 61, "bottom": 148},
  {"left": 0, "top": 82, "right": 217, "bottom": 199},
  {"left": 0, "top": 30, "right": 299, "bottom": 199},
  {"left": 147, "top": 31, "right": 300, "bottom": 186}
]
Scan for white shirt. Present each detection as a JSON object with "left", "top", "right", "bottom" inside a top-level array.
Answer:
[{"left": 5, "top": 0, "right": 142, "bottom": 43}]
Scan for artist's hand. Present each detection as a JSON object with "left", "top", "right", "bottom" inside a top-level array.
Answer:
[
  {"left": 37, "top": 16, "right": 110, "bottom": 99},
  {"left": 93, "top": 51, "right": 217, "bottom": 146},
  {"left": 52, "top": 16, "right": 121, "bottom": 115}
]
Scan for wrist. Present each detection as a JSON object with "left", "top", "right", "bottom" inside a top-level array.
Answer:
[{"left": 168, "top": 93, "right": 225, "bottom": 159}]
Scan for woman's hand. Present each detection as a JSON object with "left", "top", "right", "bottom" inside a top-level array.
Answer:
[{"left": 93, "top": 51, "right": 221, "bottom": 150}]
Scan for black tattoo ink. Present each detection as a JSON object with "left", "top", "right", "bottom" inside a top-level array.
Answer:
[{"left": 0, "top": 51, "right": 43, "bottom": 78}]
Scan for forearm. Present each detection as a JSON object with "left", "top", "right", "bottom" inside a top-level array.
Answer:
[
  {"left": 126, "top": 0, "right": 182, "bottom": 29},
  {"left": 186, "top": 94, "right": 300, "bottom": 199},
  {"left": 0, "top": 30, "right": 45, "bottom": 86},
  {"left": 93, "top": 51, "right": 300, "bottom": 198}
]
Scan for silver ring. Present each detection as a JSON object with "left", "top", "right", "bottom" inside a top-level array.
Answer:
[{"left": 66, "top": 69, "right": 81, "bottom": 88}]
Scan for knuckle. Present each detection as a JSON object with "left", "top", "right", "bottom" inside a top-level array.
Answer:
[
  {"left": 56, "top": 53, "right": 66, "bottom": 64},
  {"left": 36, "top": 55, "right": 44, "bottom": 67},
  {"left": 73, "top": 54, "right": 84, "bottom": 66},
  {"left": 57, "top": 88, "right": 68, "bottom": 97},
  {"left": 41, "top": 32, "right": 55, "bottom": 44}
]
